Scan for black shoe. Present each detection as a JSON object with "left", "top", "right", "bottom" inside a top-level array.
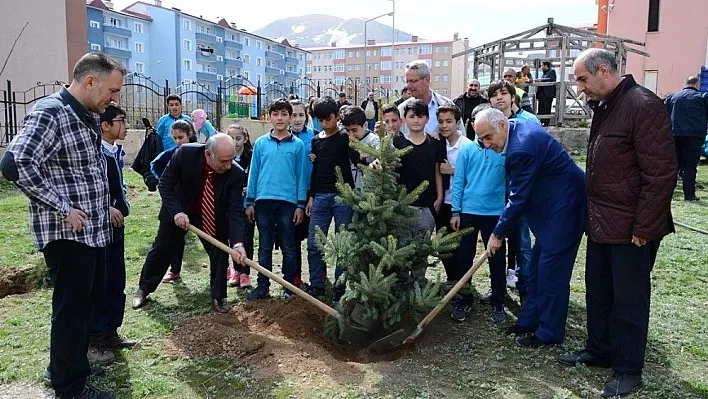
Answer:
[
  {"left": 304, "top": 284, "right": 325, "bottom": 299},
  {"left": 246, "top": 285, "right": 270, "bottom": 301},
  {"left": 56, "top": 382, "right": 115, "bottom": 399},
  {"left": 600, "top": 372, "right": 642, "bottom": 398},
  {"left": 450, "top": 302, "right": 471, "bottom": 322},
  {"left": 515, "top": 334, "right": 555, "bottom": 348},
  {"left": 43, "top": 367, "right": 105, "bottom": 386},
  {"left": 504, "top": 323, "right": 534, "bottom": 336},
  {"left": 557, "top": 350, "right": 612, "bottom": 368}
]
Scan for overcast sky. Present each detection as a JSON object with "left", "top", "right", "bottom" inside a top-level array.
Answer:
[{"left": 113, "top": 0, "right": 598, "bottom": 47}]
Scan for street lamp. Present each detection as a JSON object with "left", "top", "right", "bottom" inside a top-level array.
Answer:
[
  {"left": 147, "top": 60, "right": 162, "bottom": 77},
  {"left": 389, "top": 0, "right": 396, "bottom": 94},
  {"left": 364, "top": 11, "right": 394, "bottom": 98}
]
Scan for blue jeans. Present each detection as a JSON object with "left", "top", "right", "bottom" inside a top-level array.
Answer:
[
  {"left": 510, "top": 217, "right": 532, "bottom": 295},
  {"left": 367, "top": 119, "right": 376, "bottom": 132},
  {"left": 307, "top": 193, "right": 353, "bottom": 290},
  {"left": 255, "top": 200, "right": 298, "bottom": 288}
]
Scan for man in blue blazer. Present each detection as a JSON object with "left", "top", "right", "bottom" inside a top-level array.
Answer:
[{"left": 475, "top": 108, "right": 586, "bottom": 347}]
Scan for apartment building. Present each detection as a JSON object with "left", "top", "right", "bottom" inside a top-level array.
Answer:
[
  {"left": 306, "top": 34, "right": 468, "bottom": 102},
  {"left": 85, "top": 1, "right": 308, "bottom": 99}
]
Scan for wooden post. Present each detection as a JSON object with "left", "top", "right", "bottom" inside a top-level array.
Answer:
[{"left": 558, "top": 36, "right": 567, "bottom": 126}]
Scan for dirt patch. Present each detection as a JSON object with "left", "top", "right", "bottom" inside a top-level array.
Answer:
[
  {"left": 0, "top": 265, "right": 34, "bottom": 299},
  {"left": 163, "top": 297, "right": 407, "bottom": 387},
  {"left": 0, "top": 382, "right": 52, "bottom": 399}
]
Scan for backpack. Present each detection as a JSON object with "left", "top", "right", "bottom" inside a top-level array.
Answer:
[{"left": 131, "top": 122, "right": 163, "bottom": 191}]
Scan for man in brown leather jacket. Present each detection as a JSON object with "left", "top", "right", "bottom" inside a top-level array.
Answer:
[{"left": 557, "top": 48, "right": 677, "bottom": 398}]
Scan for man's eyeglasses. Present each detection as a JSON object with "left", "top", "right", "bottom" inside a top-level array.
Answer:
[{"left": 112, "top": 119, "right": 128, "bottom": 126}]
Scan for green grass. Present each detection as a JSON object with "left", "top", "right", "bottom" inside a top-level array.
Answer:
[{"left": 0, "top": 161, "right": 707, "bottom": 398}]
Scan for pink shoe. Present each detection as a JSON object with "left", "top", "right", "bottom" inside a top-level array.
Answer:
[
  {"left": 239, "top": 273, "right": 252, "bottom": 288},
  {"left": 162, "top": 270, "right": 181, "bottom": 283},
  {"left": 227, "top": 268, "right": 239, "bottom": 287}
]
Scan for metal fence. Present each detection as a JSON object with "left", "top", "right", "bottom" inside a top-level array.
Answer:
[{"left": 1, "top": 80, "right": 67, "bottom": 146}]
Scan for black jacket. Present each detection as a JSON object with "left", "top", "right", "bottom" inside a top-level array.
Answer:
[
  {"left": 453, "top": 93, "right": 489, "bottom": 136},
  {"left": 158, "top": 144, "right": 246, "bottom": 245},
  {"left": 361, "top": 99, "right": 379, "bottom": 120},
  {"left": 664, "top": 86, "right": 708, "bottom": 138},
  {"left": 537, "top": 69, "right": 557, "bottom": 99},
  {"left": 132, "top": 128, "right": 163, "bottom": 191}
]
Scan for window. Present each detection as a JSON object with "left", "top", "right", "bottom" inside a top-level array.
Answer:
[
  {"left": 226, "top": 50, "right": 239, "bottom": 59},
  {"left": 334, "top": 64, "right": 345, "bottom": 72},
  {"left": 307, "top": 53, "right": 312, "bottom": 61},
  {"left": 89, "top": 20, "right": 100, "bottom": 29},
  {"left": 348, "top": 65, "right": 352, "bottom": 71},
  {"left": 443, "top": 74, "right": 448, "bottom": 82},
  {"left": 644, "top": 70, "right": 659, "bottom": 93},
  {"left": 356, "top": 51, "right": 360, "bottom": 57},
  {"left": 256, "top": 40, "right": 262, "bottom": 49},
  {"left": 244, "top": 71, "right": 250, "bottom": 80},
  {"left": 443, "top": 46, "right": 449, "bottom": 53},
  {"left": 381, "top": 47, "right": 392, "bottom": 56},
  {"left": 182, "top": 18, "right": 191, "bottom": 31},
  {"left": 373, "top": 50, "right": 377, "bottom": 56},
  {"left": 134, "top": 22, "right": 143, "bottom": 33},
  {"left": 441, "top": 89, "right": 448, "bottom": 96},
  {"left": 380, "top": 61, "right": 392, "bottom": 70},
  {"left": 306, "top": 65, "right": 311, "bottom": 73},
  {"left": 648, "top": 0, "right": 660, "bottom": 32},
  {"left": 334, "top": 49, "right": 345, "bottom": 59},
  {"left": 183, "top": 59, "right": 192, "bottom": 70},
  {"left": 380, "top": 75, "right": 391, "bottom": 83},
  {"left": 244, "top": 37, "right": 250, "bottom": 46},
  {"left": 434, "top": 75, "right": 440, "bottom": 82},
  {"left": 105, "top": 37, "right": 127, "bottom": 49},
  {"left": 216, "top": 55, "right": 223, "bottom": 62},
  {"left": 435, "top": 46, "right": 441, "bottom": 54},
  {"left": 299, "top": 53, "right": 304, "bottom": 61},
  {"left": 105, "top": 17, "right": 122, "bottom": 27},
  {"left": 443, "top": 60, "right": 449, "bottom": 67},
  {"left": 243, "top": 54, "right": 251, "bottom": 63},
  {"left": 135, "top": 62, "right": 144, "bottom": 73},
  {"left": 366, "top": 50, "right": 370, "bottom": 57},
  {"left": 183, "top": 39, "right": 192, "bottom": 51},
  {"left": 434, "top": 60, "right": 440, "bottom": 68},
  {"left": 227, "top": 68, "right": 238, "bottom": 77},
  {"left": 90, "top": 43, "right": 101, "bottom": 51},
  {"left": 256, "top": 57, "right": 262, "bottom": 66},
  {"left": 135, "top": 42, "right": 144, "bottom": 53},
  {"left": 348, "top": 51, "right": 354, "bottom": 57},
  {"left": 216, "top": 36, "right": 223, "bottom": 43},
  {"left": 256, "top": 73, "right": 262, "bottom": 82},
  {"left": 217, "top": 74, "right": 223, "bottom": 81},
  {"left": 420, "top": 44, "right": 432, "bottom": 54}
]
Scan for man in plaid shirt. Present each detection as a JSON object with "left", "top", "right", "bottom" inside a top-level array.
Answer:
[{"left": 1, "top": 52, "right": 124, "bottom": 399}]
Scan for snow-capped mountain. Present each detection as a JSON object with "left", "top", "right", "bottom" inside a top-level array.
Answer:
[{"left": 253, "top": 14, "right": 416, "bottom": 48}]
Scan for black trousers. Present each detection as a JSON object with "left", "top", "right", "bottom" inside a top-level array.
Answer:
[
  {"left": 585, "top": 237, "right": 660, "bottom": 374},
  {"left": 138, "top": 214, "right": 228, "bottom": 300},
  {"left": 674, "top": 136, "right": 703, "bottom": 200},
  {"left": 43, "top": 240, "right": 106, "bottom": 397},
  {"left": 90, "top": 227, "right": 126, "bottom": 338},
  {"left": 434, "top": 203, "right": 458, "bottom": 282},
  {"left": 456, "top": 213, "right": 506, "bottom": 308},
  {"left": 538, "top": 97, "right": 553, "bottom": 126}
]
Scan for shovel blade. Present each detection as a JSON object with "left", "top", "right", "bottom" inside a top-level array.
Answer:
[{"left": 366, "top": 329, "right": 408, "bottom": 355}]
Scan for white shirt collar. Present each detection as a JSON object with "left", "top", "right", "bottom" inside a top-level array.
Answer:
[{"left": 101, "top": 139, "right": 118, "bottom": 154}]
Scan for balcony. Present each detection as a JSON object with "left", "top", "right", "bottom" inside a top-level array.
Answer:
[
  {"left": 265, "top": 66, "right": 281, "bottom": 76},
  {"left": 104, "top": 25, "right": 131, "bottom": 37},
  {"left": 196, "top": 71, "right": 217, "bottom": 81},
  {"left": 285, "top": 71, "right": 299, "bottom": 79},
  {"left": 104, "top": 46, "right": 131, "bottom": 59},
  {"left": 285, "top": 56, "right": 299, "bottom": 65},
  {"left": 196, "top": 50, "right": 217, "bottom": 62},
  {"left": 195, "top": 32, "right": 216, "bottom": 43},
  {"left": 224, "top": 39, "right": 243, "bottom": 50},
  {"left": 224, "top": 58, "right": 243, "bottom": 68},
  {"left": 265, "top": 50, "right": 283, "bottom": 60}
]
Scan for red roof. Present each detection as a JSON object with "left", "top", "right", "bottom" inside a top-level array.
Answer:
[
  {"left": 217, "top": 18, "right": 233, "bottom": 30},
  {"left": 87, "top": 0, "right": 152, "bottom": 22}
]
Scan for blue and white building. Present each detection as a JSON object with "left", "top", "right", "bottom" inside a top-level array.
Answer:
[{"left": 86, "top": 0, "right": 152, "bottom": 76}]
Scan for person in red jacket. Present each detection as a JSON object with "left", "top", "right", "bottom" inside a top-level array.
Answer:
[{"left": 558, "top": 48, "right": 677, "bottom": 398}]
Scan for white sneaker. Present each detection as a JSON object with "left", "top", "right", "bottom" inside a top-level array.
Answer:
[{"left": 506, "top": 269, "right": 518, "bottom": 288}]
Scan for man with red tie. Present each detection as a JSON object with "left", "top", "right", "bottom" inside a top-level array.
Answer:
[{"left": 132, "top": 133, "right": 248, "bottom": 313}]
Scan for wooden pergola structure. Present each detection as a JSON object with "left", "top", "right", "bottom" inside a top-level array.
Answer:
[{"left": 453, "top": 18, "right": 649, "bottom": 126}]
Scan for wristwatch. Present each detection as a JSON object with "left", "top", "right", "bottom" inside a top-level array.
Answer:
[{"left": 233, "top": 242, "right": 244, "bottom": 249}]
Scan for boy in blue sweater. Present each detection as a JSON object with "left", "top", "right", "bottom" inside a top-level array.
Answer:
[
  {"left": 306, "top": 97, "right": 361, "bottom": 300},
  {"left": 90, "top": 105, "right": 136, "bottom": 362},
  {"left": 449, "top": 116, "right": 508, "bottom": 323},
  {"left": 246, "top": 99, "right": 308, "bottom": 300},
  {"left": 156, "top": 94, "right": 192, "bottom": 151}
]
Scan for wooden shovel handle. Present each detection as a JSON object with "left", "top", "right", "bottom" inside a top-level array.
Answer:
[
  {"left": 411, "top": 251, "right": 489, "bottom": 337},
  {"left": 188, "top": 225, "right": 341, "bottom": 319}
]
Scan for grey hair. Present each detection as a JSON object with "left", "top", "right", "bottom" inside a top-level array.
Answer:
[
  {"left": 406, "top": 60, "right": 430, "bottom": 78},
  {"left": 468, "top": 79, "right": 481, "bottom": 85},
  {"left": 206, "top": 133, "right": 234, "bottom": 153},
  {"left": 470, "top": 103, "right": 492, "bottom": 120},
  {"left": 578, "top": 48, "right": 618, "bottom": 75},
  {"left": 72, "top": 52, "right": 126, "bottom": 81},
  {"left": 686, "top": 75, "right": 700, "bottom": 85},
  {"left": 474, "top": 107, "right": 508, "bottom": 135}
]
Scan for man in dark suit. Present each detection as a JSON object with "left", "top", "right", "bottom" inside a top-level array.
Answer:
[
  {"left": 132, "top": 134, "right": 247, "bottom": 313},
  {"left": 475, "top": 108, "right": 586, "bottom": 347},
  {"left": 536, "top": 61, "right": 557, "bottom": 126}
]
